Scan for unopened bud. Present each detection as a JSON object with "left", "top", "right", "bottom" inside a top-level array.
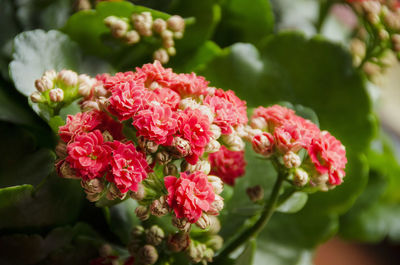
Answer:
[
  {"left": 146, "top": 225, "right": 165, "bottom": 246},
  {"left": 392, "top": 34, "right": 400, "bottom": 52},
  {"left": 167, "top": 15, "right": 185, "bottom": 32},
  {"left": 58, "top": 70, "right": 78, "bottom": 86},
  {"left": 138, "top": 245, "right": 158, "bottom": 265},
  {"left": 156, "top": 150, "right": 172, "bottom": 165},
  {"left": 186, "top": 242, "right": 205, "bottom": 263},
  {"left": 222, "top": 133, "right": 245, "bottom": 151},
  {"left": 102, "top": 131, "right": 113, "bottom": 142},
  {"left": 244, "top": 126, "right": 263, "bottom": 142},
  {"left": 81, "top": 178, "right": 105, "bottom": 195},
  {"left": 99, "top": 244, "right": 112, "bottom": 258},
  {"left": 179, "top": 98, "right": 200, "bottom": 110},
  {"left": 172, "top": 216, "right": 191, "bottom": 232},
  {"left": 153, "top": 48, "right": 169, "bottom": 64},
  {"left": 350, "top": 38, "right": 366, "bottom": 58},
  {"left": 363, "top": 61, "right": 380, "bottom": 76},
  {"left": 208, "top": 215, "right": 221, "bottom": 234},
  {"left": 130, "top": 183, "right": 146, "bottom": 201},
  {"left": 294, "top": 168, "right": 309, "bottom": 187},
  {"left": 36, "top": 76, "right": 54, "bottom": 92},
  {"left": 104, "top": 16, "right": 117, "bottom": 27},
  {"left": 86, "top": 193, "right": 102, "bottom": 202},
  {"left": 161, "top": 29, "right": 174, "bottom": 40},
  {"left": 131, "top": 225, "right": 145, "bottom": 238},
  {"left": 208, "top": 175, "right": 223, "bottom": 195},
  {"left": 163, "top": 163, "right": 178, "bottom": 176},
  {"left": 246, "top": 185, "right": 264, "bottom": 203},
  {"left": 366, "top": 12, "right": 380, "bottom": 24},
  {"left": 283, "top": 151, "right": 301, "bottom": 168},
  {"left": 196, "top": 213, "right": 211, "bottom": 230},
  {"left": 135, "top": 205, "right": 150, "bottom": 221},
  {"left": 60, "top": 161, "right": 79, "bottom": 179},
  {"left": 170, "top": 137, "right": 191, "bottom": 157},
  {"left": 81, "top": 100, "right": 100, "bottom": 111},
  {"left": 384, "top": 11, "right": 400, "bottom": 30},
  {"left": 55, "top": 140, "right": 67, "bottom": 158},
  {"left": 174, "top": 31, "right": 183, "bottom": 39},
  {"left": 30, "top": 91, "right": 43, "bottom": 103},
  {"left": 153, "top": 18, "right": 167, "bottom": 34},
  {"left": 163, "top": 37, "right": 175, "bottom": 49},
  {"left": 250, "top": 117, "right": 267, "bottom": 130},
  {"left": 182, "top": 159, "right": 211, "bottom": 174},
  {"left": 205, "top": 140, "right": 221, "bottom": 153},
  {"left": 206, "top": 235, "right": 223, "bottom": 251},
  {"left": 204, "top": 248, "right": 214, "bottom": 263},
  {"left": 49, "top": 88, "right": 64, "bottom": 102},
  {"left": 111, "top": 19, "right": 129, "bottom": 38},
  {"left": 210, "top": 124, "right": 221, "bottom": 140},
  {"left": 378, "top": 29, "right": 389, "bottom": 40},
  {"left": 167, "top": 233, "right": 190, "bottom": 252},
  {"left": 252, "top": 132, "right": 274, "bottom": 157},
  {"left": 198, "top": 105, "right": 214, "bottom": 123},
  {"left": 43, "top": 69, "right": 57, "bottom": 80},
  {"left": 106, "top": 183, "right": 127, "bottom": 200},
  {"left": 150, "top": 196, "right": 169, "bottom": 217},
  {"left": 125, "top": 30, "right": 140, "bottom": 45},
  {"left": 167, "top": 47, "right": 176, "bottom": 56},
  {"left": 207, "top": 195, "right": 224, "bottom": 215},
  {"left": 138, "top": 136, "right": 159, "bottom": 153}
]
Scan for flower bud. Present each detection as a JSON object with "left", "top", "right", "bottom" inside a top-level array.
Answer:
[
  {"left": 104, "top": 16, "right": 118, "bottom": 27},
  {"left": 210, "top": 124, "right": 222, "bottom": 140},
  {"left": 162, "top": 36, "right": 175, "bottom": 49},
  {"left": 204, "top": 248, "right": 214, "bottom": 263},
  {"left": 392, "top": 34, "right": 400, "bottom": 52},
  {"left": 384, "top": 11, "right": 400, "bottom": 30},
  {"left": 167, "top": 15, "right": 185, "bottom": 32},
  {"left": 81, "top": 100, "right": 100, "bottom": 111},
  {"left": 150, "top": 196, "right": 169, "bottom": 217},
  {"left": 208, "top": 215, "right": 221, "bottom": 234},
  {"left": 58, "top": 69, "right": 78, "bottom": 86},
  {"left": 138, "top": 245, "right": 158, "bottom": 265},
  {"left": 59, "top": 161, "right": 79, "bottom": 179},
  {"left": 125, "top": 30, "right": 140, "bottom": 45},
  {"left": 366, "top": 12, "right": 380, "bottom": 24},
  {"left": 49, "top": 88, "right": 64, "bottom": 102},
  {"left": 30, "top": 91, "right": 43, "bottom": 103},
  {"left": 99, "top": 244, "right": 113, "bottom": 258},
  {"left": 86, "top": 193, "right": 102, "bottom": 202},
  {"left": 181, "top": 159, "right": 211, "bottom": 174},
  {"left": 153, "top": 18, "right": 167, "bottom": 34},
  {"left": 78, "top": 83, "right": 92, "bottom": 97},
  {"left": 294, "top": 168, "right": 309, "bottom": 187},
  {"left": 206, "top": 235, "right": 223, "bottom": 251},
  {"left": 146, "top": 225, "right": 165, "bottom": 246},
  {"left": 131, "top": 225, "right": 145, "bottom": 238},
  {"left": 174, "top": 31, "right": 183, "bottom": 39},
  {"left": 130, "top": 183, "right": 146, "bottom": 201},
  {"left": 106, "top": 183, "right": 127, "bottom": 200},
  {"left": 156, "top": 150, "right": 172, "bottom": 165},
  {"left": 244, "top": 126, "right": 263, "bottom": 142},
  {"left": 252, "top": 132, "right": 274, "bottom": 157},
  {"left": 37, "top": 76, "right": 54, "bottom": 92},
  {"left": 128, "top": 238, "right": 142, "bottom": 255},
  {"left": 222, "top": 133, "right": 245, "bottom": 151},
  {"left": 138, "top": 136, "right": 159, "bottom": 154},
  {"left": 43, "top": 69, "right": 57, "bottom": 80},
  {"left": 167, "top": 47, "right": 176, "bottom": 56},
  {"left": 163, "top": 163, "right": 178, "bottom": 176},
  {"left": 179, "top": 98, "right": 199, "bottom": 110},
  {"left": 250, "top": 117, "right": 267, "bottom": 130},
  {"left": 361, "top": 1, "right": 381, "bottom": 14},
  {"left": 208, "top": 175, "right": 223, "bottom": 195},
  {"left": 186, "top": 242, "right": 205, "bottom": 263},
  {"left": 132, "top": 13, "right": 153, "bottom": 37},
  {"left": 55, "top": 140, "right": 67, "bottom": 158},
  {"left": 205, "top": 140, "right": 221, "bottom": 153},
  {"left": 153, "top": 48, "right": 169, "bottom": 64},
  {"left": 167, "top": 233, "right": 190, "bottom": 252},
  {"left": 207, "top": 195, "right": 224, "bottom": 215},
  {"left": 170, "top": 137, "right": 191, "bottom": 157},
  {"left": 378, "top": 29, "right": 389, "bottom": 41},
  {"left": 172, "top": 216, "right": 191, "bottom": 232},
  {"left": 81, "top": 178, "right": 105, "bottom": 195},
  {"left": 135, "top": 205, "right": 150, "bottom": 221},
  {"left": 111, "top": 19, "right": 129, "bottom": 38},
  {"left": 196, "top": 213, "right": 211, "bottom": 230},
  {"left": 363, "top": 61, "right": 380, "bottom": 76},
  {"left": 283, "top": 151, "right": 301, "bottom": 168},
  {"left": 246, "top": 185, "right": 264, "bottom": 203}
]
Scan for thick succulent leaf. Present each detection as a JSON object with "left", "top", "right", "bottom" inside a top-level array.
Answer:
[
  {"left": 213, "top": 0, "right": 274, "bottom": 47},
  {"left": 254, "top": 241, "right": 313, "bottom": 265}
]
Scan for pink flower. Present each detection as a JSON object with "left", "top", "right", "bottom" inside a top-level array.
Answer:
[
  {"left": 209, "top": 146, "right": 246, "bottom": 186},
  {"left": 103, "top": 71, "right": 139, "bottom": 91},
  {"left": 170, "top": 73, "right": 209, "bottom": 97},
  {"left": 132, "top": 104, "right": 178, "bottom": 145},
  {"left": 204, "top": 89, "right": 247, "bottom": 135},
  {"left": 66, "top": 130, "right": 112, "bottom": 179},
  {"left": 307, "top": 131, "right": 347, "bottom": 186},
  {"left": 178, "top": 108, "right": 213, "bottom": 164},
  {"left": 252, "top": 105, "right": 296, "bottom": 130},
  {"left": 108, "top": 141, "right": 149, "bottom": 193},
  {"left": 252, "top": 132, "right": 274, "bottom": 157},
  {"left": 165, "top": 171, "right": 215, "bottom": 223},
  {"left": 59, "top": 110, "right": 102, "bottom": 143},
  {"left": 108, "top": 81, "right": 155, "bottom": 121},
  {"left": 153, "top": 87, "right": 181, "bottom": 110},
  {"left": 135, "top": 60, "right": 175, "bottom": 88}
]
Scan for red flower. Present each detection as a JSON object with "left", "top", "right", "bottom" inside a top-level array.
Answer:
[
  {"left": 307, "top": 131, "right": 347, "bottom": 186},
  {"left": 252, "top": 105, "right": 296, "bottom": 130},
  {"left": 178, "top": 108, "right": 213, "bottom": 164},
  {"left": 59, "top": 110, "right": 102, "bottom": 143},
  {"left": 66, "top": 130, "right": 112, "bottom": 179},
  {"left": 209, "top": 146, "right": 246, "bottom": 186},
  {"left": 108, "top": 141, "right": 149, "bottom": 193},
  {"left": 135, "top": 60, "right": 175, "bottom": 87},
  {"left": 252, "top": 132, "right": 275, "bottom": 157},
  {"left": 204, "top": 89, "right": 247, "bottom": 135},
  {"left": 103, "top": 71, "right": 138, "bottom": 91},
  {"left": 165, "top": 171, "right": 215, "bottom": 223},
  {"left": 170, "top": 73, "right": 209, "bottom": 97},
  {"left": 153, "top": 87, "right": 181, "bottom": 110},
  {"left": 132, "top": 104, "right": 179, "bottom": 145}
]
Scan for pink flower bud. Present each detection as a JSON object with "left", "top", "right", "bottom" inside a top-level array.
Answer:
[
  {"left": 43, "top": 69, "right": 57, "bottom": 80},
  {"left": 58, "top": 70, "right": 78, "bottom": 86},
  {"left": 208, "top": 175, "right": 223, "bottom": 195},
  {"left": 58, "top": 160, "right": 79, "bottom": 179},
  {"left": 250, "top": 116, "right": 267, "bottom": 130},
  {"left": 222, "top": 133, "right": 245, "bottom": 152},
  {"left": 182, "top": 159, "right": 211, "bottom": 174},
  {"left": 196, "top": 213, "right": 211, "bottom": 229},
  {"left": 104, "top": 16, "right": 118, "bottom": 27},
  {"left": 207, "top": 195, "right": 224, "bottom": 215},
  {"left": 30, "top": 91, "right": 43, "bottom": 103},
  {"left": 210, "top": 124, "right": 221, "bottom": 140},
  {"left": 163, "top": 163, "right": 178, "bottom": 176},
  {"left": 283, "top": 151, "right": 301, "bottom": 168},
  {"left": 252, "top": 132, "right": 274, "bottom": 157},
  {"left": 205, "top": 139, "right": 221, "bottom": 153},
  {"left": 294, "top": 168, "right": 309, "bottom": 187},
  {"left": 81, "top": 178, "right": 105, "bottom": 195},
  {"left": 172, "top": 216, "right": 191, "bottom": 232},
  {"left": 55, "top": 140, "right": 67, "bottom": 158},
  {"left": 49, "top": 88, "right": 64, "bottom": 102},
  {"left": 125, "top": 30, "right": 140, "bottom": 45},
  {"left": 153, "top": 18, "right": 167, "bottom": 33},
  {"left": 156, "top": 150, "right": 172, "bottom": 165},
  {"left": 170, "top": 137, "right": 191, "bottom": 157},
  {"left": 167, "top": 15, "right": 185, "bottom": 32},
  {"left": 153, "top": 48, "right": 169, "bottom": 64},
  {"left": 138, "top": 136, "right": 159, "bottom": 154},
  {"left": 81, "top": 100, "right": 100, "bottom": 111}
]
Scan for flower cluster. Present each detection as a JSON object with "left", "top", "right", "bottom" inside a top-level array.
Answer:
[
  {"left": 104, "top": 12, "right": 185, "bottom": 64},
  {"left": 247, "top": 105, "right": 347, "bottom": 190}
]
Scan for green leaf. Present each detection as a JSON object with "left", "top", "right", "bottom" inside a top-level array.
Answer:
[
  {"left": 9, "top": 29, "right": 81, "bottom": 98},
  {"left": 235, "top": 240, "right": 256, "bottom": 265},
  {"left": 276, "top": 192, "right": 308, "bottom": 214},
  {"left": 213, "top": 0, "right": 274, "bottom": 47}
]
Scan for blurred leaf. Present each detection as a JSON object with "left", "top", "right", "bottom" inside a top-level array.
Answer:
[
  {"left": 9, "top": 29, "right": 81, "bottom": 98},
  {"left": 213, "top": 0, "right": 274, "bottom": 47},
  {"left": 235, "top": 240, "right": 256, "bottom": 265},
  {"left": 276, "top": 192, "right": 308, "bottom": 214}
]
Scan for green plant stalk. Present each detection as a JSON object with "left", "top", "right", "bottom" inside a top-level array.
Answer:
[{"left": 214, "top": 170, "right": 286, "bottom": 261}]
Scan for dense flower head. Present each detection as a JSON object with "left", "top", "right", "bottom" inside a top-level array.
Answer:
[
  {"left": 170, "top": 73, "right": 209, "bottom": 97},
  {"left": 59, "top": 110, "right": 102, "bottom": 143},
  {"left": 165, "top": 171, "right": 216, "bottom": 223},
  {"left": 251, "top": 105, "right": 296, "bottom": 130},
  {"left": 107, "top": 141, "right": 150, "bottom": 193},
  {"left": 135, "top": 60, "right": 175, "bottom": 88},
  {"left": 209, "top": 146, "right": 246, "bottom": 185},
  {"left": 66, "top": 130, "right": 112, "bottom": 180},
  {"left": 178, "top": 108, "right": 213, "bottom": 164}
]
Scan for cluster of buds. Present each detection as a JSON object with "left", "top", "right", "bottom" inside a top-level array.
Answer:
[
  {"left": 104, "top": 12, "right": 186, "bottom": 64},
  {"left": 30, "top": 69, "right": 96, "bottom": 114},
  {"left": 89, "top": 244, "right": 134, "bottom": 265},
  {"left": 346, "top": 0, "right": 400, "bottom": 77},
  {"left": 246, "top": 105, "right": 347, "bottom": 191}
]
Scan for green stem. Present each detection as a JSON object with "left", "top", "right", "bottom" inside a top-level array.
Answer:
[{"left": 214, "top": 171, "right": 286, "bottom": 261}]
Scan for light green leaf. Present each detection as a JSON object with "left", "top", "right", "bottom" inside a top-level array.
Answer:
[{"left": 276, "top": 192, "right": 308, "bottom": 214}]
